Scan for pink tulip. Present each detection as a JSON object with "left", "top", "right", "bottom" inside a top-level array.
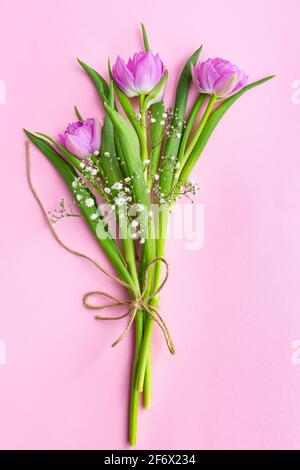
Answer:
[
  {"left": 58, "top": 118, "right": 101, "bottom": 159},
  {"left": 192, "top": 58, "right": 248, "bottom": 99},
  {"left": 112, "top": 51, "right": 166, "bottom": 104}
]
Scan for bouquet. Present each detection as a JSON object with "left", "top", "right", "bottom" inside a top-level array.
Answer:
[{"left": 24, "top": 24, "right": 274, "bottom": 445}]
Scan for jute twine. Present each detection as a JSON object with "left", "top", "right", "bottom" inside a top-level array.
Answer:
[{"left": 26, "top": 141, "right": 175, "bottom": 354}]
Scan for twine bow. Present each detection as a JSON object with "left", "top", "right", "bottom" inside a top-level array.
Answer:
[{"left": 26, "top": 141, "right": 175, "bottom": 355}]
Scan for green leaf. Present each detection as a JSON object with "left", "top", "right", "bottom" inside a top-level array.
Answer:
[
  {"left": 24, "top": 129, "right": 77, "bottom": 186},
  {"left": 103, "top": 103, "right": 147, "bottom": 203},
  {"left": 176, "top": 94, "right": 206, "bottom": 168},
  {"left": 100, "top": 81, "right": 124, "bottom": 185},
  {"left": 141, "top": 23, "right": 150, "bottom": 51},
  {"left": 144, "top": 70, "right": 168, "bottom": 110},
  {"left": 35, "top": 132, "right": 109, "bottom": 199},
  {"left": 74, "top": 105, "right": 84, "bottom": 121},
  {"left": 113, "top": 82, "right": 144, "bottom": 142},
  {"left": 77, "top": 59, "right": 109, "bottom": 103},
  {"left": 159, "top": 46, "right": 202, "bottom": 197},
  {"left": 148, "top": 100, "right": 165, "bottom": 182},
  {"left": 24, "top": 129, "right": 135, "bottom": 286},
  {"left": 35, "top": 132, "right": 84, "bottom": 171},
  {"left": 78, "top": 60, "right": 125, "bottom": 181},
  {"left": 178, "top": 75, "right": 276, "bottom": 187}
]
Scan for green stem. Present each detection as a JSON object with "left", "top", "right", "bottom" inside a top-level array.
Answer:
[
  {"left": 183, "top": 94, "right": 217, "bottom": 162},
  {"left": 129, "top": 308, "right": 144, "bottom": 445},
  {"left": 136, "top": 208, "right": 169, "bottom": 392},
  {"left": 118, "top": 211, "right": 142, "bottom": 445},
  {"left": 143, "top": 346, "right": 152, "bottom": 408},
  {"left": 139, "top": 95, "right": 148, "bottom": 173},
  {"left": 137, "top": 93, "right": 156, "bottom": 403},
  {"left": 176, "top": 94, "right": 206, "bottom": 171}
]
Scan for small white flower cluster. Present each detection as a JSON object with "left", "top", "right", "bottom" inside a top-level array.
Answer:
[
  {"left": 153, "top": 107, "right": 186, "bottom": 140},
  {"left": 71, "top": 177, "right": 99, "bottom": 221},
  {"left": 129, "top": 218, "right": 145, "bottom": 244},
  {"left": 188, "top": 180, "right": 200, "bottom": 195},
  {"left": 146, "top": 109, "right": 168, "bottom": 127},
  {"left": 151, "top": 178, "right": 171, "bottom": 205},
  {"left": 48, "top": 198, "right": 79, "bottom": 226},
  {"left": 135, "top": 112, "right": 142, "bottom": 122},
  {"left": 103, "top": 176, "right": 134, "bottom": 211},
  {"left": 177, "top": 180, "right": 200, "bottom": 201},
  {"left": 78, "top": 158, "right": 98, "bottom": 177}
]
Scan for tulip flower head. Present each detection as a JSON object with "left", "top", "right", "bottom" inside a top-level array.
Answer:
[
  {"left": 112, "top": 51, "right": 166, "bottom": 105},
  {"left": 58, "top": 118, "right": 101, "bottom": 159},
  {"left": 192, "top": 58, "right": 248, "bottom": 99}
]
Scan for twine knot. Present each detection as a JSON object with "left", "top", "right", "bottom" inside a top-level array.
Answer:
[{"left": 82, "top": 257, "right": 175, "bottom": 355}]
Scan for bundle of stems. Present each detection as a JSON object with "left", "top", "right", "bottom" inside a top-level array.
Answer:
[{"left": 24, "top": 25, "right": 274, "bottom": 445}]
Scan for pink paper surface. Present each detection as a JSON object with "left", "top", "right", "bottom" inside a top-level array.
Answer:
[{"left": 1, "top": 0, "right": 300, "bottom": 450}]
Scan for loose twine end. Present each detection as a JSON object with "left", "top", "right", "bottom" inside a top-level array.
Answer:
[{"left": 26, "top": 141, "right": 175, "bottom": 355}]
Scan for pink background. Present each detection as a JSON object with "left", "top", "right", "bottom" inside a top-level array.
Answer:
[{"left": 1, "top": 0, "right": 300, "bottom": 450}]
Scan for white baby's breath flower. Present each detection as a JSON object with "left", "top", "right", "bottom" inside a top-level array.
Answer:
[
  {"left": 150, "top": 117, "right": 156, "bottom": 123},
  {"left": 93, "top": 150, "right": 100, "bottom": 156},
  {"left": 154, "top": 174, "right": 159, "bottom": 181},
  {"left": 131, "top": 219, "right": 139, "bottom": 228},
  {"left": 91, "top": 169, "right": 97, "bottom": 176},
  {"left": 175, "top": 162, "right": 180, "bottom": 169},
  {"left": 104, "top": 151, "right": 110, "bottom": 157},
  {"left": 135, "top": 204, "right": 145, "bottom": 212},
  {"left": 124, "top": 177, "right": 131, "bottom": 183},
  {"left": 162, "top": 112, "right": 167, "bottom": 118},
  {"left": 131, "top": 232, "right": 138, "bottom": 240},
  {"left": 112, "top": 182, "right": 123, "bottom": 190},
  {"left": 85, "top": 198, "right": 94, "bottom": 207},
  {"left": 144, "top": 159, "right": 150, "bottom": 166},
  {"left": 86, "top": 166, "right": 93, "bottom": 172},
  {"left": 76, "top": 194, "right": 83, "bottom": 201},
  {"left": 90, "top": 213, "right": 98, "bottom": 220},
  {"left": 139, "top": 238, "right": 145, "bottom": 244},
  {"left": 104, "top": 187, "right": 111, "bottom": 194},
  {"left": 160, "top": 120, "right": 165, "bottom": 126},
  {"left": 114, "top": 196, "right": 126, "bottom": 206},
  {"left": 79, "top": 162, "right": 85, "bottom": 169}
]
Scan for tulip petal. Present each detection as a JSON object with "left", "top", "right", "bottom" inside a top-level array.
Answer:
[
  {"left": 112, "top": 57, "right": 137, "bottom": 97},
  {"left": 90, "top": 118, "right": 101, "bottom": 150},
  {"left": 134, "top": 52, "right": 160, "bottom": 93},
  {"left": 64, "top": 132, "right": 92, "bottom": 158},
  {"left": 214, "top": 72, "right": 239, "bottom": 97}
]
